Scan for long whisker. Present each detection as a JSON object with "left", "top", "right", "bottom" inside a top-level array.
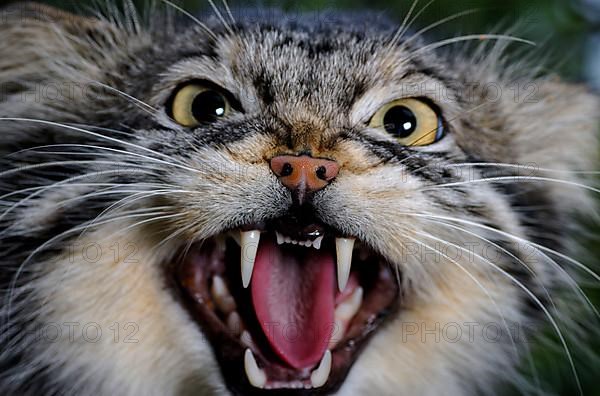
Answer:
[
  {"left": 387, "top": 0, "right": 426, "bottom": 48},
  {"left": 442, "top": 162, "right": 600, "bottom": 175},
  {"left": 161, "top": 0, "right": 219, "bottom": 40},
  {"left": 89, "top": 81, "right": 158, "bottom": 116},
  {"left": 0, "top": 181, "right": 157, "bottom": 203},
  {"left": 98, "top": 212, "right": 186, "bottom": 242},
  {"left": 418, "top": 217, "right": 599, "bottom": 319},
  {"left": 4, "top": 210, "right": 178, "bottom": 324},
  {"left": 409, "top": 34, "right": 535, "bottom": 58},
  {"left": 207, "top": 0, "right": 234, "bottom": 35},
  {"left": 421, "top": 176, "right": 600, "bottom": 195},
  {"left": 70, "top": 123, "right": 177, "bottom": 147},
  {"left": 413, "top": 229, "right": 582, "bottom": 395},
  {"left": 401, "top": 231, "right": 520, "bottom": 353},
  {"left": 80, "top": 190, "right": 191, "bottom": 235},
  {"left": 402, "top": 213, "right": 600, "bottom": 283},
  {"left": 220, "top": 0, "right": 236, "bottom": 24},
  {"left": 0, "top": 119, "right": 200, "bottom": 173},
  {"left": 153, "top": 221, "right": 197, "bottom": 251},
  {"left": 0, "top": 159, "right": 161, "bottom": 179},
  {"left": 400, "top": 9, "right": 481, "bottom": 49}
]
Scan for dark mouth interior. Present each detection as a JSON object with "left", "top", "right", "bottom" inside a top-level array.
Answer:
[{"left": 173, "top": 215, "right": 400, "bottom": 395}]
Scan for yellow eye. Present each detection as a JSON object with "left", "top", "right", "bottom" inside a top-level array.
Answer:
[
  {"left": 170, "top": 83, "right": 231, "bottom": 127},
  {"left": 369, "top": 98, "right": 443, "bottom": 146}
]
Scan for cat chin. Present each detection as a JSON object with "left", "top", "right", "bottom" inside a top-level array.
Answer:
[{"left": 19, "top": 221, "right": 521, "bottom": 396}]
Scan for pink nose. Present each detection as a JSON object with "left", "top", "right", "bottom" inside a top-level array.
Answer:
[{"left": 270, "top": 155, "right": 339, "bottom": 200}]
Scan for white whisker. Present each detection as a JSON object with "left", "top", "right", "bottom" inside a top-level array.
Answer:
[
  {"left": 413, "top": 229, "right": 582, "bottom": 395},
  {"left": 0, "top": 119, "right": 201, "bottom": 174},
  {"left": 207, "top": 0, "right": 234, "bottom": 35},
  {"left": 402, "top": 213, "right": 600, "bottom": 283},
  {"left": 410, "top": 34, "right": 535, "bottom": 58},
  {"left": 88, "top": 81, "right": 158, "bottom": 115},
  {"left": 161, "top": 0, "right": 219, "bottom": 40},
  {"left": 422, "top": 176, "right": 600, "bottom": 195}
]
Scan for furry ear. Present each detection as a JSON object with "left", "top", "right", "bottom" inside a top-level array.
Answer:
[
  {"left": 0, "top": 2, "right": 149, "bottom": 149},
  {"left": 0, "top": 2, "right": 131, "bottom": 89},
  {"left": 508, "top": 80, "right": 599, "bottom": 215},
  {"left": 456, "top": 68, "right": 599, "bottom": 242}
]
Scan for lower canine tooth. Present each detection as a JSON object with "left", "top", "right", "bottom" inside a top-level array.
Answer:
[
  {"left": 335, "top": 237, "right": 355, "bottom": 292},
  {"left": 211, "top": 276, "right": 236, "bottom": 313},
  {"left": 330, "top": 287, "right": 363, "bottom": 348},
  {"left": 240, "top": 230, "right": 261, "bottom": 288},
  {"left": 335, "top": 287, "right": 363, "bottom": 321},
  {"left": 310, "top": 350, "right": 332, "bottom": 388},
  {"left": 227, "top": 312, "right": 243, "bottom": 336},
  {"left": 244, "top": 349, "right": 267, "bottom": 388}
]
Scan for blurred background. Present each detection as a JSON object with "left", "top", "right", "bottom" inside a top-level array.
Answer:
[{"left": 22, "top": 0, "right": 600, "bottom": 394}]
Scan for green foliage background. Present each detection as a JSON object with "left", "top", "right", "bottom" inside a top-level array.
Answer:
[{"left": 30, "top": 0, "right": 600, "bottom": 395}]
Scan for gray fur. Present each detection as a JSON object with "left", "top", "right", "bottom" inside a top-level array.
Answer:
[{"left": 0, "top": 2, "right": 598, "bottom": 395}]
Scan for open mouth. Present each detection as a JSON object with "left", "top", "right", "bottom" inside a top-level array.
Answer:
[{"left": 173, "top": 212, "right": 400, "bottom": 395}]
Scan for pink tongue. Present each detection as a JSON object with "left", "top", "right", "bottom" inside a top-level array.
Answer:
[{"left": 251, "top": 237, "right": 335, "bottom": 369}]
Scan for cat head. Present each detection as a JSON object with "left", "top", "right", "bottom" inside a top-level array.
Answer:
[{"left": 0, "top": 3, "right": 598, "bottom": 395}]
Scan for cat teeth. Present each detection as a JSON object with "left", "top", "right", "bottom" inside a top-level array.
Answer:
[
  {"left": 275, "top": 231, "right": 323, "bottom": 250},
  {"left": 241, "top": 330, "right": 256, "bottom": 349},
  {"left": 211, "top": 276, "right": 236, "bottom": 314},
  {"left": 330, "top": 287, "right": 363, "bottom": 348},
  {"left": 240, "top": 230, "right": 260, "bottom": 288},
  {"left": 312, "top": 236, "right": 323, "bottom": 249},
  {"left": 276, "top": 231, "right": 285, "bottom": 245},
  {"left": 335, "top": 237, "right": 355, "bottom": 292},
  {"left": 310, "top": 350, "right": 332, "bottom": 388},
  {"left": 335, "top": 287, "right": 363, "bottom": 320},
  {"left": 227, "top": 312, "right": 244, "bottom": 336},
  {"left": 244, "top": 349, "right": 267, "bottom": 389}
]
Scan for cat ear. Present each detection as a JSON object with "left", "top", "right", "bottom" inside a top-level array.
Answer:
[
  {"left": 0, "top": 2, "right": 146, "bottom": 147},
  {"left": 0, "top": 2, "right": 137, "bottom": 83},
  {"left": 510, "top": 79, "right": 599, "bottom": 214}
]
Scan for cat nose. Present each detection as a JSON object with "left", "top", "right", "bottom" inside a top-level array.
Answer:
[{"left": 270, "top": 155, "right": 339, "bottom": 202}]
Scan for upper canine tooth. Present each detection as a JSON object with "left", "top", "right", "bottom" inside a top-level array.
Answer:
[
  {"left": 241, "top": 230, "right": 260, "bottom": 288},
  {"left": 310, "top": 350, "right": 332, "bottom": 388},
  {"left": 244, "top": 349, "right": 267, "bottom": 388},
  {"left": 276, "top": 231, "right": 285, "bottom": 245},
  {"left": 335, "top": 237, "right": 355, "bottom": 292},
  {"left": 313, "top": 236, "right": 323, "bottom": 250}
]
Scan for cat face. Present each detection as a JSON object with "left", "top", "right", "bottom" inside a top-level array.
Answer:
[{"left": 0, "top": 3, "right": 597, "bottom": 396}]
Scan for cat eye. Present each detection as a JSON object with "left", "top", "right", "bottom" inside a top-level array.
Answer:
[
  {"left": 369, "top": 98, "right": 443, "bottom": 146},
  {"left": 169, "top": 83, "right": 231, "bottom": 127}
]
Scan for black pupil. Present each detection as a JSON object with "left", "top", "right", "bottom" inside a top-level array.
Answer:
[
  {"left": 191, "top": 90, "right": 227, "bottom": 123},
  {"left": 383, "top": 105, "right": 417, "bottom": 138}
]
